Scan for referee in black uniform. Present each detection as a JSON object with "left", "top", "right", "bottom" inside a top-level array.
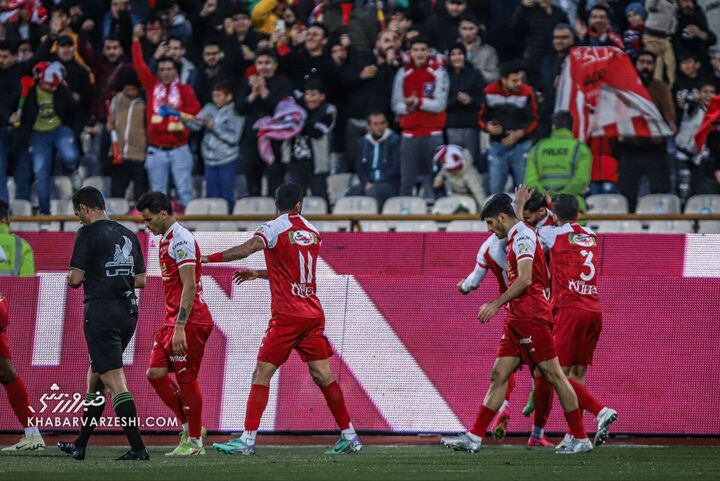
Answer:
[{"left": 57, "top": 187, "right": 149, "bottom": 461}]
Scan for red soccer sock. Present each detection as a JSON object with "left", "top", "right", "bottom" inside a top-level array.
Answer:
[
  {"left": 320, "top": 381, "right": 352, "bottom": 430},
  {"left": 4, "top": 376, "right": 31, "bottom": 428},
  {"left": 179, "top": 381, "right": 203, "bottom": 438},
  {"left": 568, "top": 378, "right": 603, "bottom": 416},
  {"left": 563, "top": 408, "right": 588, "bottom": 439},
  {"left": 469, "top": 405, "right": 497, "bottom": 438},
  {"left": 504, "top": 373, "right": 516, "bottom": 402},
  {"left": 148, "top": 375, "right": 187, "bottom": 424},
  {"left": 533, "top": 376, "right": 554, "bottom": 429},
  {"left": 244, "top": 384, "right": 270, "bottom": 431}
]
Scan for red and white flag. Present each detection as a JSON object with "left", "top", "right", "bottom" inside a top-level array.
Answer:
[{"left": 555, "top": 47, "right": 670, "bottom": 142}]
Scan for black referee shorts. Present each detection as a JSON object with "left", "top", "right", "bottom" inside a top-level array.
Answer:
[{"left": 83, "top": 298, "right": 138, "bottom": 374}]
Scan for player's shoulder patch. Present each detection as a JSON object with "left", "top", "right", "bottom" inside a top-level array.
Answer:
[
  {"left": 289, "top": 229, "right": 319, "bottom": 246},
  {"left": 569, "top": 233, "right": 596, "bottom": 247}
]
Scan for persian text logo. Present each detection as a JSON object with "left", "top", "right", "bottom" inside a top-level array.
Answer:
[{"left": 29, "top": 383, "right": 105, "bottom": 415}]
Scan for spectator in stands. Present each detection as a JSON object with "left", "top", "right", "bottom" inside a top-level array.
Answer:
[
  {"left": 623, "top": 2, "right": 647, "bottom": 59},
  {"left": 432, "top": 144, "right": 486, "bottom": 207},
  {"left": 221, "top": 3, "right": 269, "bottom": 76},
  {"left": 674, "top": 0, "right": 716, "bottom": 70},
  {"left": 350, "top": 111, "right": 401, "bottom": 208},
  {"left": 154, "top": 0, "right": 192, "bottom": 44},
  {"left": 88, "top": 35, "right": 133, "bottom": 135},
  {"left": 524, "top": 111, "right": 591, "bottom": 211},
  {"left": 108, "top": 72, "right": 148, "bottom": 201},
  {"left": 235, "top": 49, "right": 293, "bottom": 197},
  {"left": 391, "top": 36, "right": 449, "bottom": 198},
  {"left": 194, "top": 40, "right": 230, "bottom": 106},
  {"left": 281, "top": 23, "right": 333, "bottom": 91},
  {"left": 512, "top": 0, "right": 568, "bottom": 87},
  {"left": 699, "top": 0, "right": 720, "bottom": 54},
  {"left": 102, "top": 0, "right": 140, "bottom": 52},
  {"left": 152, "top": 36, "right": 197, "bottom": 87},
  {"left": 458, "top": 14, "right": 499, "bottom": 84},
  {"left": 576, "top": 4, "right": 624, "bottom": 49},
  {"left": 251, "top": 0, "right": 291, "bottom": 36},
  {"left": 53, "top": 35, "right": 92, "bottom": 128},
  {"left": 710, "top": 50, "right": 720, "bottom": 90},
  {"left": 285, "top": 79, "right": 336, "bottom": 200},
  {"left": 323, "top": 1, "right": 381, "bottom": 53},
  {"left": 445, "top": 43, "right": 485, "bottom": 171},
  {"left": 538, "top": 23, "right": 574, "bottom": 138},
  {"left": 700, "top": 129, "right": 720, "bottom": 195},
  {"left": 138, "top": 16, "right": 167, "bottom": 61},
  {"left": 674, "top": 52, "right": 706, "bottom": 118},
  {"left": 616, "top": 50, "right": 676, "bottom": 212},
  {"left": 479, "top": 60, "right": 539, "bottom": 194},
  {"left": 0, "top": 201, "right": 34, "bottom": 276},
  {"left": 0, "top": 42, "right": 21, "bottom": 205},
  {"left": 132, "top": 25, "right": 200, "bottom": 210},
  {"left": 187, "top": 80, "right": 245, "bottom": 210},
  {"left": 644, "top": 0, "right": 678, "bottom": 84},
  {"left": 427, "top": 0, "right": 467, "bottom": 54},
  {"left": 12, "top": 61, "right": 80, "bottom": 215}
]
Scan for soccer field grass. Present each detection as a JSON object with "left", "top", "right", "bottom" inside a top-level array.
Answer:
[{"left": 1, "top": 445, "right": 719, "bottom": 481}]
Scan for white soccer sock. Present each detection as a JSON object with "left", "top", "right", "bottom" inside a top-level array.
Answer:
[
  {"left": 531, "top": 425, "right": 544, "bottom": 438},
  {"left": 182, "top": 423, "right": 189, "bottom": 432},
  {"left": 500, "top": 400, "right": 510, "bottom": 411},
  {"left": 341, "top": 423, "right": 357, "bottom": 440},
  {"left": 189, "top": 436, "right": 202, "bottom": 448},
  {"left": 466, "top": 431, "right": 482, "bottom": 443},
  {"left": 241, "top": 430, "right": 257, "bottom": 445},
  {"left": 24, "top": 426, "right": 40, "bottom": 437}
]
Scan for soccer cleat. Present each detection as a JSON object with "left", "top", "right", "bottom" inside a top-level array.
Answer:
[
  {"left": 527, "top": 435, "right": 554, "bottom": 448},
  {"left": 594, "top": 407, "right": 618, "bottom": 446},
  {"left": 165, "top": 443, "right": 205, "bottom": 457},
  {"left": 213, "top": 438, "right": 256, "bottom": 455},
  {"left": 57, "top": 441, "right": 75, "bottom": 455},
  {"left": 324, "top": 435, "right": 363, "bottom": 455},
  {"left": 522, "top": 389, "right": 535, "bottom": 417},
  {"left": 556, "top": 437, "right": 593, "bottom": 455},
  {"left": 2, "top": 435, "right": 45, "bottom": 451},
  {"left": 167, "top": 427, "right": 207, "bottom": 457},
  {"left": 555, "top": 433, "right": 573, "bottom": 451},
  {"left": 491, "top": 406, "right": 511, "bottom": 441},
  {"left": 115, "top": 448, "right": 150, "bottom": 461},
  {"left": 440, "top": 433, "right": 482, "bottom": 453}
]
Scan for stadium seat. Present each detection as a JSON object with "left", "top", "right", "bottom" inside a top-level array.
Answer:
[
  {"left": 382, "top": 196, "right": 428, "bottom": 231},
  {"left": 9, "top": 199, "right": 36, "bottom": 232},
  {"left": 685, "top": 194, "right": 720, "bottom": 234},
  {"left": 105, "top": 198, "right": 130, "bottom": 215},
  {"left": 53, "top": 176, "right": 73, "bottom": 200},
  {"left": 331, "top": 196, "right": 379, "bottom": 232},
  {"left": 327, "top": 173, "right": 354, "bottom": 204},
  {"left": 394, "top": 221, "right": 438, "bottom": 232},
  {"left": 234, "top": 197, "right": 276, "bottom": 231},
  {"left": 302, "top": 196, "right": 328, "bottom": 215},
  {"left": 636, "top": 194, "right": 691, "bottom": 233},
  {"left": 82, "top": 176, "right": 109, "bottom": 195},
  {"left": 185, "top": 198, "right": 229, "bottom": 231},
  {"left": 586, "top": 194, "right": 629, "bottom": 214},
  {"left": 445, "top": 220, "right": 488, "bottom": 232},
  {"left": 647, "top": 221, "right": 694, "bottom": 234},
  {"left": 50, "top": 199, "right": 75, "bottom": 232},
  {"left": 432, "top": 195, "right": 478, "bottom": 214},
  {"left": 588, "top": 220, "right": 643, "bottom": 233},
  {"left": 312, "top": 221, "right": 343, "bottom": 232},
  {"left": 359, "top": 220, "right": 390, "bottom": 232},
  {"left": 7, "top": 177, "right": 15, "bottom": 202}
]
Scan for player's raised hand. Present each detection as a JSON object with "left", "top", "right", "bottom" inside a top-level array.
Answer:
[
  {"left": 233, "top": 269, "right": 259, "bottom": 284},
  {"left": 456, "top": 280, "right": 469, "bottom": 294},
  {"left": 477, "top": 302, "right": 499, "bottom": 323}
]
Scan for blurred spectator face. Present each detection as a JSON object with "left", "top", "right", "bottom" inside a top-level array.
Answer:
[
  {"left": 376, "top": 30, "right": 397, "bottom": 55},
  {"left": 103, "top": 39, "right": 124, "bottom": 63},
  {"left": 330, "top": 44, "right": 347, "bottom": 65},
  {"left": 111, "top": 0, "right": 130, "bottom": 16},
  {"left": 305, "top": 26, "right": 326, "bottom": 53},
  {"left": 157, "top": 60, "right": 178, "bottom": 84},
  {"left": 409, "top": 42, "right": 429, "bottom": 67},
  {"left": 146, "top": 21, "right": 164, "bottom": 45},
  {"left": 389, "top": 13, "right": 411, "bottom": 36},
  {"left": 680, "top": 58, "right": 700, "bottom": 78},
  {"left": 700, "top": 84, "right": 716, "bottom": 106},
  {"left": 17, "top": 42, "right": 33, "bottom": 62},
  {"left": 553, "top": 27, "right": 573, "bottom": 53},
  {"left": 123, "top": 85, "right": 140, "bottom": 99},
  {"left": 449, "top": 47, "right": 465, "bottom": 70},
  {"left": 0, "top": 48, "right": 17, "bottom": 70},
  {"left": 255, "top": 54, "right": 277, "bottom": 78},
  {"left": 212, "top": 89, "right": 233, "bottom": 108},
  {"left": 635, "top": 53, "right": 655, "bottom": 83},
  {"left": 446, "top": 1, "right": 467, "bottom": 18},
  {"left": 303, "top": 88, "right": 325, "bottom": 111},
  {"left": 51, "top": 10, "right": 69, "bottom": 31},
  {"left": 711, "top": 55, "right": 720, "bottom": 73},
  {"left": 167, "top": 39, "right": 185, "bottom": 62},
  {"left": 458, "top": 19, "right": 478, "bottom": 44},
  {"left": 233, "top": 13, "right": 252, "bottom": 36},
  {"left": 678, "top": 0, "right": 695, "bottom": 14},
  {"left": 626, "top": 10, "right": 644, "bottom": 28},
  {"left": 589, "top": 8, "right": 609, "bottom": 34},
  {"left": 202, "top": 44, "right": 222, "bottom": 67},
  {"left": 500, "top": 72, "right": 524, "bottom": 93},
  {"left": 367, "top": 113, "right": 388, "bottom": 138},
  {"left": 57, "top": 42, "right": 75, "bottom": 62}
]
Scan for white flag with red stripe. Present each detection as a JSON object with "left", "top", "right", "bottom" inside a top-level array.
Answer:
[{"left": 555, "top": 47, "right": 670, "bottom": 141}]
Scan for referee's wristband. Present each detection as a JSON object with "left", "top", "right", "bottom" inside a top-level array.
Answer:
[{"left": 207, "top": 253, "right": 224, "bottom": 263}]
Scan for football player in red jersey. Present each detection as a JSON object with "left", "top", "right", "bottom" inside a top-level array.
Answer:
[
  {"left": 0, "top": 295, "right": 45, "bottom": 451},
  {"left": 515, "top": 187, "right": 617, "bottom": 450},
  {"left": 522, "top": 191, "right": 556, "bottom": 228},
  {"left": 205, "top": 183, "right": 361, "bottom": 455},
  {"left": 138, "top": 192, "right": 214, "bottom": 457},
  {"left": 442, "top": 195, "right": 593, "bottom": 454}
]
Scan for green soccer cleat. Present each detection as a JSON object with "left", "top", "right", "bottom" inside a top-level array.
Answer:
[
  {"left": 165, "top": 443, "right": 205, "bottom": 457},
  {"left": 324, "top": 436, "right": 363, "bottom": 455},
  {"left": 522, "top": 388, "right": 535, "bottom": 417},
  {"left": 166, "top": 427, "right": 207, "bottom": 457},
  {"left": 213, "top": 437, "right": 256, "bottom": 455}
]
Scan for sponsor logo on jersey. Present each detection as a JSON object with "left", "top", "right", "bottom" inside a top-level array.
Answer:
[
  {"left": 570, "top": 233, "right": 595, "bottom": 247},
  {"left": 169, "top": 355, "right": 187, "bottom": 363},
  {"left": 519, "top": 336, "right": 533, "bottom": 345},
  {"left": 289, "top": 230, "right": 318, "bottom": 246},
  {"left": 291, "top": 283, "right": 316, "bottom": 299},
  {"left": 105, "top": 235, "right": 135, "bottom": 277},
  {"left": 177, "top": 249, "right": 187, "bottom": 260},
  {"left": 568, "top": 279, "right": 598, "bottom": 295},
  {"left": 422, "top": 81, "right": 435, "bottom": 98}
]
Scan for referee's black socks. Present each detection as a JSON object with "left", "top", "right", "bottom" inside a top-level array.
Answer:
[
  {"left": 74, "top": 391, "right": 106, "bottom": 448},
  {"left": 112, "top": 391, "right": 145, "bottom": 451}
]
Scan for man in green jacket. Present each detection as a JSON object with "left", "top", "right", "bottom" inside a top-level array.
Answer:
[
  {"left": 524, "top": 112, "right": 591, "bottom": 211},
  {"left": 0, "top": 201, "right": 35, "bottom": 277}
]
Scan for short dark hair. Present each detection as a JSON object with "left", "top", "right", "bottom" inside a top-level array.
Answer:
[
  {"left": 0, "top": 40, "right": 18, "bottom": 54},
  {"left": 308, "top": 23, "right": 329, "bottom": 38},
  {"left": 0, "top": 200, "right": 9, "bottom": 219},
  {"left": 167, "top": 35, "right": 185, "bottom": 47},
  {"left": 637, "top": 50, "right": 657, "bottom": 63},
  {"left": 500, "top": 59, "right": 525, "bottom": 78},
  {"left": 72, "top": 187, "right": 106, "bottom": 211},
  {"left": 367, "top": 111, "right": 387, "bottom": 121},
  {"left": 589, "top": 4, "right": 611, "bottom": 16},
  {"left": 255, "top": 48, "right": 278, "bottom": 62},
  {"left": 212, "top": 79, "right": 234, "bottom": 96},
  {"left": 552, "top": 111, "right": 574, "bottom": 130},
  {"left": 104, "top": 34, "right": 122, "bottom": 45},
  {"left": 552, "top": 194, "right": 579, "bottom": 221},
  {"left": 203, "top": 39, "right": 222, "bottom": 50},
  {"left": 275, "top": 183, "right": 304, "bottom": 212},
  {"left": 409, "top": 35, "right": 429, "bottom": 48},
  {"left": 480, "top": 194, "right": 515, "bottom": 220},
  {"left": 524, "top": 191, "right": 548, "bottom": 213},
  {"left": 157, "top": 56, "right": 180, "bottom": 71},
  {"left": 554, "top": 22, "right": 573, "bottom": 32},
  {"left": 137, "top": 191, "right": 173, "bottom": 215},
  {"left": 459, "top": 13, "right": 479, "bottom": 26}
]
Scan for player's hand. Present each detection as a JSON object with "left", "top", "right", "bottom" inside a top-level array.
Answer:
[
  {"left": 233, "top": 269, "right": 259, "bottom": 284},
  {"left": 172, "top": 327, "right": 188, "bottom": 355},
  {"left": 515, "top": 184, "right": 533, "bottom": 204},
  {"left": 132, "top": 23, "right": 145, "bottom": 41},
  {"left": 456, "top": 280, "right": 469, "bottom": 295},
  {"left": 477, "top": 301, "right": 500, "bottom": 323}
]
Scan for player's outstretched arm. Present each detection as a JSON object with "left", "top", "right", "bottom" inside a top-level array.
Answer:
[
  {"left": 202, "top": 236, "right": 265, "bottom": 264},
  {"left": 514, "top": 184, "right": 533, "bottom": 220},
  {"left": 233, "top": 269, "right": 269, "bottom": 284},
  {"left": 477, "top": 258, "right": 532, "bottom": 323}
]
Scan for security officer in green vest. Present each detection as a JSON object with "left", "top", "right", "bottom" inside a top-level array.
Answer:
[
  {"left": 0, "top": 201, "right": 35, "bottom": 277},
  {"left": 524, "top": 111, "right": 591, "bottom": 211}
]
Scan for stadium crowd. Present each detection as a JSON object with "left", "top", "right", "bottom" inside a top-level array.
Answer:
[{"left": 0, "top": 0, "right": 719, "bottom": 216}]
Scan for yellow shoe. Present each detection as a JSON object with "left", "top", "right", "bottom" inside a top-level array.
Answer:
[{"left": 2, "top": 435, "right": 45, "bottom": 451}]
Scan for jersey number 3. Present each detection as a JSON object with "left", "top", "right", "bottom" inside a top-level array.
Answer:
[{"left": 579, "top": 250, "right": 596, "bottom": 282}]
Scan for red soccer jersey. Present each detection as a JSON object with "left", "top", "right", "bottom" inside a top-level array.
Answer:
[
  {"left": 534, "top": 209, "right": 556, "bottom": 228},
  {"left": 0, "top": 295, "right": 7, "bottom": 330},
  {"left": 538, "top": 222, "right": 601, "bottom": 312},
  {"left": 506, "top": 222, "right": 552, "bottom": 321},
  {"left": 476, "top": 235, "right": 509, "bottom": 294},
  {"left": 158, "top": 222, "right": 213, "bottom": 327},
  {"left": 254, "top": 212, "right": 324, "bottom": 320}
]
